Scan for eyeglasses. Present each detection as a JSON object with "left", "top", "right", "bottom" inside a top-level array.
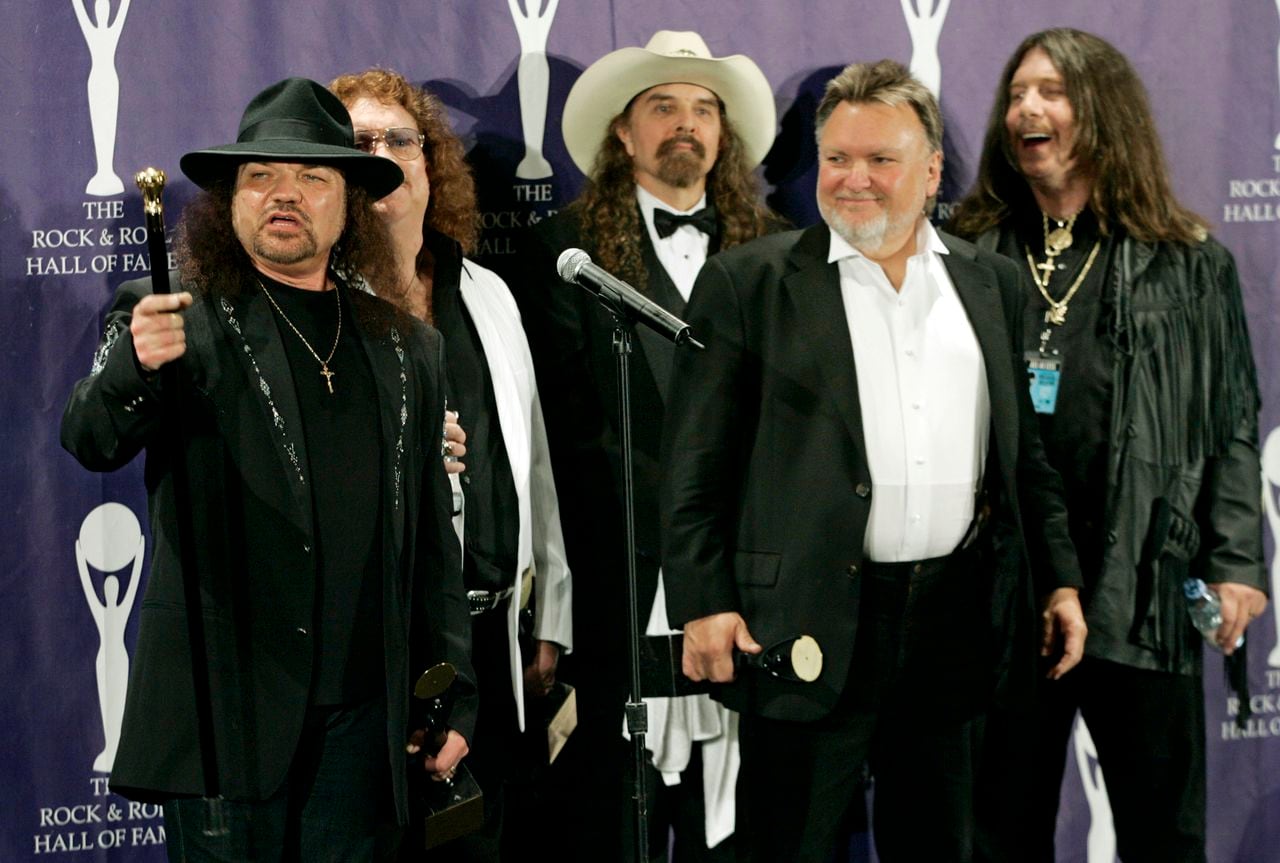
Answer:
[{"left": 353, "top": 127, "right": 425, "bottom": 161}]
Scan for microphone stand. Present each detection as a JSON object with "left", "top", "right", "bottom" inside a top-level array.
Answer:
[
  {"left": 558, "top": 250, "right": 702, "bottom": 861},
  {"left": 610, "top": 313, "right": 651, "bottom": 863},
  {"left": 135, "top": 169, "right": 226, "bottom": 837}
]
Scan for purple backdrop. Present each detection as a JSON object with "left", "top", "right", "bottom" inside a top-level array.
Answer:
[{"left": 4, "top": 2, "right": 1279, "bottom": 860}]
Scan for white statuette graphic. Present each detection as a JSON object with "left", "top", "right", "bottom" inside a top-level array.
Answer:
[
  {"left": 900, "top": 0, "right": 950, "bottom": 98},
  {"left": 1275, "top": 0, "right": 1280, "bottom": 148},
  {"left": 76, "top": 502, "right": 144, "bottom": 773},
  {"left": 508, "top": 0, "right": 559, "bottom": 179},
  {"left": 1073, "top": 715, "right": 1117, "bottom": 863},
  {"left": 1260, "top": 426, "right": 1280, "bottom": 666},
  {"left": 73, "top": 0, "right": 131, "bottom": 196}
]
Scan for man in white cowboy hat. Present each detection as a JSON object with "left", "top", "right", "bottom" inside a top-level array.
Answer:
[
  {"left": 61, "top": 77, "right": 475, "bottom": 860},
  {"left": 517, "top": 29, "right": 780, "bottom": 863}
]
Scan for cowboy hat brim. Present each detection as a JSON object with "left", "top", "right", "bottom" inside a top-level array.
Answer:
[
  {"left": 180, "top": 140, "right": 404, "bottom": 200},
  {"left": 562, "top": 45, "right": 777, "bottom": 176}
]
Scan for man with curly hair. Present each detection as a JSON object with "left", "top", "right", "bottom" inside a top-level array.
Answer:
[
  {"left": 330, "top": 67, "right": 572, "bottom": 862},
  {"left": 60, "top": 77, "right": 475, "bottom": 860},
  {"left": 517, "top": 30, "right": 779, "bottom": 863},
  {"left": 950, "top": 28, "right": 1268, "bottom": 863}
]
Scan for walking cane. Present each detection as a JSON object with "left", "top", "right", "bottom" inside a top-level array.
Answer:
[{"left": 135, "top": 168, "right": 227, "bottom": 836}]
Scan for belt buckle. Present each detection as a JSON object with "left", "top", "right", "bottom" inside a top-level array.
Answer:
[
  {"left": 467, "top": 588, "right": 512, "bottom": 616},
  {"left": 467, "top": 590, "right": 494, "bottom": 616}
]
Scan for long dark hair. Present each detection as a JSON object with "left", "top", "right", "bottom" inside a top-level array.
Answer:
[{"left": 949, "top": 28, "right": 1207, "bottom": 244}]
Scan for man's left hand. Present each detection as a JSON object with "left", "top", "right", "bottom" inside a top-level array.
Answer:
[
  {"left": 523, "top": 639, "right": 560, "bottom": 696},
  {"left": 1041, "top": 586, "right": 1087, "bottom": 680},
  {"left": 1209, "top": 582, "right": 1268, "bottom": 656}
]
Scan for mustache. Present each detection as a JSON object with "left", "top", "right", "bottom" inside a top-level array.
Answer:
[
  {"left": 261, "top": 204, "right": 312, "bottom": 227},
  {"left": 657, "top": 135, "right": 706, "bottom": 160}
]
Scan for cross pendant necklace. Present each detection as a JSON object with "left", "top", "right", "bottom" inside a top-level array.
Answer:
[{"left": 258, "top": 278, "right": 342, "bottom": 395}]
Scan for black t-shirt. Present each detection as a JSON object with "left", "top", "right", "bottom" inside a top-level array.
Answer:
[
  {"left": 1002, "top": 208, "right": 1117, "bottom": 582},
  {"left": 427, "top": 233, "right": 520, "bottom": 593},
  {"left": 260, "top": 275, "right": 383, "bottom": 705}
]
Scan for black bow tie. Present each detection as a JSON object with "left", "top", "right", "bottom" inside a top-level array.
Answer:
[{"left": 653, "top": 205, "right": 718, "bottom": 239}]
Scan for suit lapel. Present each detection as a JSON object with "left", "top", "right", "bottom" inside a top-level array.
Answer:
[
  {"left": 781, "top": 225, "right": 869, "bottom": 463},
  {"left": 351, "top": 300, "right": 409, "bottom": 559},
  {"left": 215, "top": 286, "right": 314, "bottom": 539},
  {"left": 941, "top": 237, "right": 1018, "bottom": 487},
  {"left": 634, "top": 232, "right": 682, "bottom": 406}
]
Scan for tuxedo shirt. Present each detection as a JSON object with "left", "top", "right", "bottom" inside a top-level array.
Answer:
[{"left": 637, "top": 184, "right": 711, "bottom": 302}]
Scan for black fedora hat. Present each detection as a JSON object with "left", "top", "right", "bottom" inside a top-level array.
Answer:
[{"left": 180, "top": 77, "right": 403, "bottom": 199}]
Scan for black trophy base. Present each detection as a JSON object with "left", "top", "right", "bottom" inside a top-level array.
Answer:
[{"left": 421, "top": 763, "right": 484, "bottom": 850}]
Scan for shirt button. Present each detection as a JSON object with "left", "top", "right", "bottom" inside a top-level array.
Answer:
[
  {"left": 912, "top": 402, "right": 921, "bottom": 410},
  {"left": 855, "top": 482, "right": 871, "bottom": 498},
  {"left": 296, "top": 627, "right": 308, "bottom": 637},
  {"left": 303, "top": 544, "right": 311, "bottom": 554},
  {"left": 911, "top": 514, "right": 921, "bottom": 523},
  {"left": 1106, "top": 530, "right": 1119, "bottom": 544},
  {"left": 846, "top": 564, "right": 859, "bottom": 578},
  {"left": 905, "top": 348, "right": 915, "bottom": 357},
  {"left": 915, "top": 457, "right": 926, "bottom": 465}
]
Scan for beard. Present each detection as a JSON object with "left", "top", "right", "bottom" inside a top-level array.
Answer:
[
  {"left": 252, "top": 229, "right": 319, "bottom": 266},
  {"left": 819, "top": 198, "right": 888, "bottom": 253},
  {"left": 819, "top": 197, "right": 921, "bottom": 257},
  {"left": 654, "top": 135, "right": 708, "bottom": 189}
]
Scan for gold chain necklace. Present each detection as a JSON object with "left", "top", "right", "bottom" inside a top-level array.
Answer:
[
  {"left": 258, "top": 278, "right": 342, "bottom": 394},
  {"left": 1028, "top": 239, "right": 1101, "bottom": 353},
  {"left": 1030, "top": 210, "right": 1079, "bottom": 290}
]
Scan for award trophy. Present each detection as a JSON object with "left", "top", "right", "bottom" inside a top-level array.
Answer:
[
  {"left": 412, "top": 662, "right": 484, "bottom": 849},
  {"left": 638, "top": 632, "right": 825, "bottom": 697}
]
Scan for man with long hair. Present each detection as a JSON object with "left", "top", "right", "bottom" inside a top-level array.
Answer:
[
  {"left": 950, "top": 28, "right": 1268, "bottom": 862},
  {"left": 517, "top": 30, "right": 779, "bottom": 862},
  {"left": 330, "top": 66, "right": 573, "bottom": 862},
  {"left": 61, "top": 78, "right": 475, "bottom": 860},
  {"left": 662, "top": 59, "right": 1083, "bottom": 863}
]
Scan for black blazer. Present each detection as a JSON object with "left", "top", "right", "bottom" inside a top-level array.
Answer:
[
  {"left": 61, "top": 276, "right": 476, "bottom": 820},
  {"left": 660, "top": 224, "right": 1081, "bottom": 722}
]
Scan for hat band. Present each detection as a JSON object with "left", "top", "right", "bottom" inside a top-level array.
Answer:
[{"left": 238, "top": 118, "right": 351, "bottom": 147}]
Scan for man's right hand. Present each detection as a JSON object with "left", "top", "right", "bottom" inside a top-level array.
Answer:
[
  {"left": 130, "top": 291, "right": 193, "bottom": 372},
  {"left": 681, "top": 611, "right": 761, "bottom": 683}
]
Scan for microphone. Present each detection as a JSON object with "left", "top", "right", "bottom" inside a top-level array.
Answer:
[{"left": 556, "top": 248, "right": 704, "bottom": 349}]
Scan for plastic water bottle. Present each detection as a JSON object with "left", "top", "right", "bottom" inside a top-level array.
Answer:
[{"left": 1183, "top": 578, "right": 1245, "bottom": 650}]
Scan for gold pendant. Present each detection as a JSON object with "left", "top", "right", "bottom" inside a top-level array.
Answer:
[
  {"left": 1045, "top": 227, "right": 1073, "bottom": 254},
  {"left": 320, "top": 365, "right": 335, "bottom": 394},
  {"left": 1045, "top": 305, "right": 1067, "bottom": 326}
]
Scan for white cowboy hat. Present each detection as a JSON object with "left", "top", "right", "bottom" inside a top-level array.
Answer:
[{"left": 561, "top": 30, "right": 777, "bottom": 176}]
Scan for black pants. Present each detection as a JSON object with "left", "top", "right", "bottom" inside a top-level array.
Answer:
[
  {"left": 736, "top": 555, "right": 988, "bottom": 863},
  {"left": 164, "top": 697, "right": 392, "bottom": 862},
  {"left": 1002, "top": 656, "right": 1207, "bottom": 863}
]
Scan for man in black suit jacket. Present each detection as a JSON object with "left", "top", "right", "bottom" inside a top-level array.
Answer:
[
  {"left": 662, "top": 60, "right": 1086, "bottom": 863},
  {"left": 61, "top": 78, "right": 475, "bottom": 861},
  {"left": 517, "top": 30, "right": 779, "bottom": 863}
]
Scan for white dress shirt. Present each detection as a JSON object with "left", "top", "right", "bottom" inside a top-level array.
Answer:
[
  {"left": 637, "top": 185, "right": 711, "bottom": 302},
  {"left": 829, "top": 221, "right": 989, "bottom": 562}
]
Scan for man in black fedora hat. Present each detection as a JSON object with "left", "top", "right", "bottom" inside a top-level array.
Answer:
[{"left": 61, "top": 77, "right": 476, "bottom": 860}]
